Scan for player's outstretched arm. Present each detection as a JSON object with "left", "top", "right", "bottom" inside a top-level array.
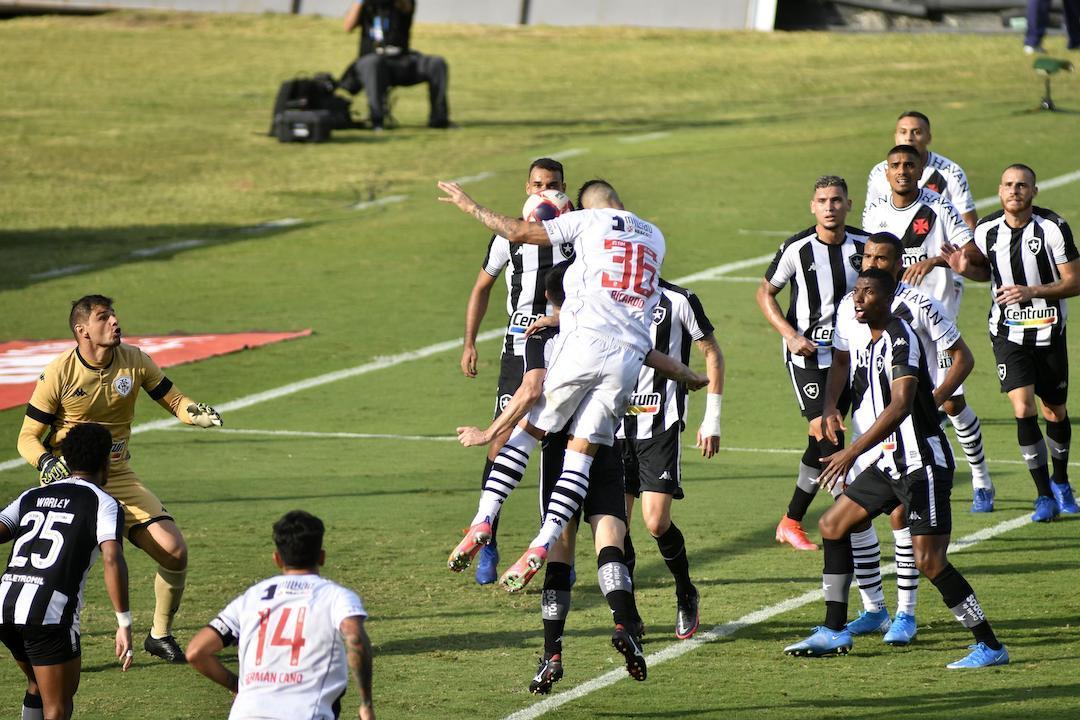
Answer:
[
  {"left": 341, "top": 615, "right": 375, "bottom": 720},
  {"left": 148, "top": 375, "right": 222, "bottom": 428},
  {"left": 101, "top": 539, "right": 133, "bottom": 671},
  {"left": 185, "top": 628, "right": 238, "bottom": 693},
  {"left": 185, "top": 402, "right": 223, "bottom": 428},
  {"left": 437, "top": 181, "right": 551, "bottom": 246},
  {"left": 458, "top": 368, "right": 545, "bottom": 446},
  {"left": 645, "top": 350, "right": 707, "bottom": 390}
]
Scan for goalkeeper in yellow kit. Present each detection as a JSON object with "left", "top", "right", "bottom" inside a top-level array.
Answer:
[{"left": 16, "top": 294, "right": 223, "bottom": 664}]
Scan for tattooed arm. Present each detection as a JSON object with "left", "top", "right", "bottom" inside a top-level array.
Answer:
[
  {"left": 340, "top": 615, "right": 375, "bottom": 720},
  {"left": 437, "top": 181, "right": 552, "bottom": 246}
]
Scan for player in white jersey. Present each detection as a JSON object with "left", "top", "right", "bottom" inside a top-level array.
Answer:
[
  {"left": 863, "top": 145, "right": 995, "bottom": 507},
  {"left": 1, "top": 424, "right": 133, "bottom": 720},
  {"left": 785, "top": 268, "right": 1008, "bottom": 670},
  {"left": 864, "top": 111, "right": 977, "bottom": 230},
  {"left": 439, "top": 178, "right": 665, "bottom": 592},
  {"left": 824, "top": 233, "right": 975, "bottom": 645},
  {"left": 617, "top": 280, "right": 725, "bottom": 640},
  {"left": 460, "top": 158, "right": 574, "bottom": 585},
  {"left": 944, "top": 164, "right": 1080, "bottom": 523},
  {"left": 186, "top": 511, "right": 374, "bottom": 720},
  {"left": 456, "top": 264, "right": 705, "bottom": 692},
  {"left": 757, "top": 176, "right": 867, "bottom": 551}
]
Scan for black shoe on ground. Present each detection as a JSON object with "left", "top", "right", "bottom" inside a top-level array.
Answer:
[
  {"left": 144, "top": 633, "right": 187, "bottom": 664},
  {"left": 676, "top": 587, "right": 700, "bottom": 640},
  {"left": 611, "top": 624, "right": 647, "bottom": 681},
  {"left": 529, "top": 653, "right": 564, "bottom": 694}
]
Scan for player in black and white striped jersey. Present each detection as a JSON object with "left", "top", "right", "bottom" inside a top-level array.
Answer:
[
  {"left": 785, "top": 268, "right": 1008, "bottom": 669},
  {"left": 864, "top": 111, "right": 978, "bottom": 231},
  {"left": 459, "top": 158, "right": 575, "bottom": 584},
  {"left": 825, "top": 232, "right": 976, "bottom": 642},
  {"left": 617, "top": 280, "right": 725, "bottom": 640},
  {"left": 0, "top": 423, "right": 132, "bottom": 720},
  {"left": 944, "top": 164, "right": 1080, "bottom": 522},
  {"left": 827, "top": 233, "right": 976, "bottom": 645},
  {"left": 757, "top": 175, "right": 867, "bottom": 551},
  {"left": 863, "top": 144, "right": 995, "bottom": 509}
]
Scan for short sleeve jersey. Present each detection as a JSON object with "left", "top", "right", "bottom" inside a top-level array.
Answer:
[
  {"left": 481, "top": 235, "right": 575, "bottom": 356},
  {"left": 25, "top": 344, "right": 175, "bottom": 466},
  {"left": 864, "top": 150, "right": 976, "bottom": 220},
  {"left": 208, "top": 574, "right": 367, "bottom": 720},
  {"left": 835, "top": 282, "right": 960, "bottom": 437},
  {"left": 543, "top": 209, "right": 666, "bottom": 355},
  {"left": 0, "top": 477, "right": 122, "bottom": 631},
  {"left": 619, "top": 281, "right": 714, "bottom": 439},
  {"left": 764, "top": 226, "right": 868, "bottom": 369},
  {"left": 862, "top": 189, "right": 972, "bottom": 320},
  {"left": 973, "top": 207, "right": 1078, "bottom": 347},
  {"left": 847, "top": 317, "right": 954, "bottom": 479}
]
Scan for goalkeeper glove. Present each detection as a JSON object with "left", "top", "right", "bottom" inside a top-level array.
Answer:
[
  {"left": 38, "top": 453, "right": 70, "bottom": 485},
  {"left": 186, "top": 403, "right": 223, "bottom": 428}
]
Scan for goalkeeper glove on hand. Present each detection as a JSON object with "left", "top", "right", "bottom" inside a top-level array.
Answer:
[
  {"left": 187, "top": 403, "right": 223, "bottom": 428},
  {"left": 38, "top": 453, "right": 70, "bottom": 484}
]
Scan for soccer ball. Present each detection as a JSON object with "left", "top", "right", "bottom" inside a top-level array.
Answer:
[{"left": 522, "top": 189, "right": 573, "bottom": 223}]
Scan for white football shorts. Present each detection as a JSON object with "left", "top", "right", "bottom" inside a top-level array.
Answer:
[{"left": 533, "top": 329, "right": 645, "bottom": 445}]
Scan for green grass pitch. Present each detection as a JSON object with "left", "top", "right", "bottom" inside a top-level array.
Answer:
[{"left": 1, "top": 10, "right": 1080, "bottom": 719}]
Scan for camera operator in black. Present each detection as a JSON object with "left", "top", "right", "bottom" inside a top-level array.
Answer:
[{"left": 341, "top": 0, "right": 451, "bottom": 130}]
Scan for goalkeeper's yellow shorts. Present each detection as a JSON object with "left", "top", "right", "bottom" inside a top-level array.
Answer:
[{"left": 101, "top": 464, "right": 173, "bottom": 535}]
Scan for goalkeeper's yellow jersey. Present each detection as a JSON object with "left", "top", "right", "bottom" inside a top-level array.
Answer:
[{"left": 17, "top": 343, "right": 196, "bottom": 469}]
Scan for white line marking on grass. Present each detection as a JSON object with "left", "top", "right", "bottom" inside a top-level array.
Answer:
[
  {"left": 0, "top": 252, "right": 837, "bottom": 476},
  {"left": 449, "top": 171, "right": 496, "bottom": 185},
  {"left": 500, "top": 512, "right": 1032, "bottom": 720},
  {"left": 130, "top": 239, "right": 205, "bottom": 258},
  {"left": 618, "top": 131, "right": 671, "bottom": 144},
  {"left": 28, "top": 264, "right": 94, "bottom": 280},
  {"left": 352, "top": 195, "right": 408, "bottom": 211},
  {"left": 712, "top": 444, "right": 1080, "bottom": 468},
  {"left": 547, "top": 148, "right": 587, "bottom": 160},
  {"left": 672, "top": 253, "right": 776, "bottom": 285},
  {"left": 708, "top": 275, "right": 760, "bottom": 283},
  {"left": 162, "top": 427, "right": 457, "bottom": 442},
  {"left": 245, "top": 217, "right": 304, "bottom": 231}
]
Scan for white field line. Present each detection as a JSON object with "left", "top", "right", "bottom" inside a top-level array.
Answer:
[
  {"left": 161, "top": 427, "right": 458, "bottom": 442},
  {"left": 246, "top": 217, "right": 304, "bottom": 230},
  {"left": 351, "top": 195, "right": 408, "bottom": 211},
  {"left": 673, "top": 253, "right": 776, "bottom": 285},
  {"left": 132, "top": 432, "right": 1080, "bottom": 470},
  {"left": 500, "top": 512, "right": 1032, "bottom": 720},
  {"left": 448, "top": 171, "right": 496, "bottom": 185},
  {"left": 709, "top": 275, "right": 760, "bottom": 283},
  {"left": 28, "top": 264, "right": 94, "bottom": 280},
  {"left": 130, "top": 239, "right": 205, "bottom": 258},
  {"left": 618, "top": 131, "right": 671, "bottom": 144},
  {"left": 973, "top": 169, "right": 1080, "bottom": 209},
  {"left": 0, "top": 252, "right": 773, "bottom": 475},
  {"left": 547, "top": 148, "right": 587, "bottom": 160}
]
